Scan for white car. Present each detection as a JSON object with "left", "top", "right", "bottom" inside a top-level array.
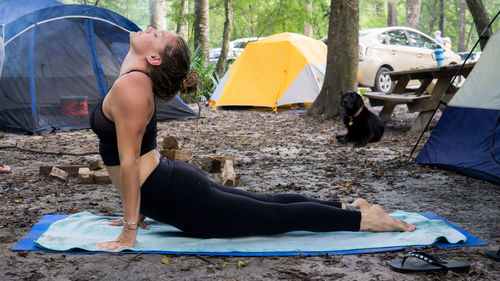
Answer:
[
  {"left": 358, "top": 26, "right": 462, "bottom": 93},
  {"left": 457, "top": 51, "right": 481, "bottom": 63},
  {"left": 209, "top": 37, "right": 262, "bottom": 64}
]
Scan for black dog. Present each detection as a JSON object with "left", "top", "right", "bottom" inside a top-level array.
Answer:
[{"left": 336, "top": 91, "right": 385, "bottom": 147}]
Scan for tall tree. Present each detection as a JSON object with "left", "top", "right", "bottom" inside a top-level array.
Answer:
[
  {"left": 439, "top": 0, "right": 444, "bottom": 34},
  {"left": 306, "top": 0, "right": 359, "bottom": 118},
  {"left": 175, "top": 0, "right": 190, "bottom": 40},
  {"left": 406, "top": 0, "right": 422, "bottom": 29},
  {"left": 303, "top": 0, "right": 313, "bottom": 37},
  {"left": 194, "top": 0, "right": 210, "bottom": 67},
  {"left": 427, "top": 0, "right": 438, "bottom": 34},
  {"left": 215, "top": 0, "right": 233, "bottom": 77},
  {"left": 458, "top": 0, "right": 467, "bottom": 52},
  {"left": 149, "top": 0, "right": 167, "bottom": 30},
  {"left": 387, "top": 0, "right": 398, "bottom": 26},
  {"left": 466, "top": 0, "right": 493, "bottom": 50}
]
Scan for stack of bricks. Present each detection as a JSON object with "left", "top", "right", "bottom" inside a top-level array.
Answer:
[
  {"left": 159, "top": 136, "right": 192, "bottom": 162},
  {"left": 40, "top": 160, "right": 111, "bottom": 184},
  {"left": 200, "top": 155, "right": 236, "bottom": 186}
]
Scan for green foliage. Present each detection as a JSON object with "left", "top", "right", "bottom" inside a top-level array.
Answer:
[
  {"left": 180, "top": 46, "right": 226, "bottom": 104},
  {"left": 57, "top": 0, "right": 500, "bottom": 99},
  {"left": 60, "top": 0, "right": 149, "bottom": 28},
  {"left": 359, "top": 0, "right": 389, "bottom": 29}
]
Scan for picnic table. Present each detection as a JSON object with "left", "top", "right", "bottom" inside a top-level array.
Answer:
[{"left": 364, "top": 63, "right": 476, "bottom": 132}]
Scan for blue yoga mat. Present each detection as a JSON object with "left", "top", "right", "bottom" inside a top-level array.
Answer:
[{"left": 12, "top": 211, "right": 487, "bottom": 256}]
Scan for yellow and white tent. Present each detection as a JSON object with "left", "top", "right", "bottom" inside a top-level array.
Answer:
[{"left": 209, "top": 32, "right": 327, "bottom": 109}]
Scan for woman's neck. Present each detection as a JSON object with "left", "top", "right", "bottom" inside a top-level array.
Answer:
[{"left": 120, "top": 52, "right": 150, "bottom": 75}]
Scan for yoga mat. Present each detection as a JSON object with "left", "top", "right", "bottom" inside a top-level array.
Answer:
[{"left": 12, "top": 211, "right": 487, "bottom": 256}]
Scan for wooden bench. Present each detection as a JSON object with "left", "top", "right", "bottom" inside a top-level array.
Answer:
[{"left": 363, "top": 63, "right": 475, "bottom": 132}]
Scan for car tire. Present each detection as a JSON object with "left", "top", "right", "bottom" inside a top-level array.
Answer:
[{"left": 372, "top": 67, "right": 394, "bottom": 93}]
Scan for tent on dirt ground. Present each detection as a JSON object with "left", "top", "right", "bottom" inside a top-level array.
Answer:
[
  {"left": 0, "top": 0, "right": 195, "bottom": 133},
  {"left": 415, "top": 30, "right": 500, "bottom": 184},
  {"left": 209, "top": 32, "right": 326, "bottom": 109}
]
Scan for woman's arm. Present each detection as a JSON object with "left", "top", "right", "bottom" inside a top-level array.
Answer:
[{"left": 96, "top": 74, "right": 154, "bottom": 251}]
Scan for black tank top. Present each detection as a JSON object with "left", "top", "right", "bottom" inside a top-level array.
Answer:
[{"left": 89, "top": 70, "right": 157, "bottom": 166}]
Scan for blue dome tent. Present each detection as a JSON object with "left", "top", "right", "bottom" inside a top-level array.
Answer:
[
  {"left": 415, "top": 30, "right": 500, "bottom": 184},
  {"left": 0, "top": 0, "right": 195, "bottom": 133}
]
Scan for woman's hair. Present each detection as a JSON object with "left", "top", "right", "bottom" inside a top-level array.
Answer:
[{"left": 149, "top": 35, "right": 199, "bottom": 102}]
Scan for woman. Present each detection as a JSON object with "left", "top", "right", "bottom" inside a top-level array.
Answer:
[
  {"left": 443, "top": 37, "right": 452, "bottom": 51},
  {"left": 91, "top": 27, "right": 415, "bottom": 252}
]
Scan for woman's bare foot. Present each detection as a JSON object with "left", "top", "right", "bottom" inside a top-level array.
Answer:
[
  {"left": 360, "top": 205, "right": 416, "bottom": 232},
  {"left": 350, "top": 198, "right": 370, "bottom": 213}
]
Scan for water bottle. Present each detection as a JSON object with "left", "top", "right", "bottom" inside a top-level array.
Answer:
[{"left": 433, "top": 49, "right": 445, "bottom": 67}]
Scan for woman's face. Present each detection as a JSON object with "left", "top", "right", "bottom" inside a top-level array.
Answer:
[{"left": 130, "top": 27, "right": 177, "bottom": 57}]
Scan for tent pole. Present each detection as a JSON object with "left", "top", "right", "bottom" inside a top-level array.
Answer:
[{"left": 409, "top": 11, "right": 500, "bottom": 161}]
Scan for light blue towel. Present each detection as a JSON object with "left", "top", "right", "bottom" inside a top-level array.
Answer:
[{"left": 34, "top": 211, "right": 466, "bottom": 253}]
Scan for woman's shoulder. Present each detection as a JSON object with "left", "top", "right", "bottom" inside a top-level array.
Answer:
[
  {"left": 109, "top": 72, "right": 154, "bottom": 116},
  {"left": 114, "top": 71, "right": 152, "bottom": 91}
]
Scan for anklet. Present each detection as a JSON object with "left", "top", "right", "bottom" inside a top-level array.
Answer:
[
  {"left": 123, "top": 221, "right": 138, "bottom": 230},
  {"left": 345, "top": 204, "right": 360, "bottom": 211}
]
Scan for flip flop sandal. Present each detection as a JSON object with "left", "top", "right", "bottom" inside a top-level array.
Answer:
[
  {"left": 388, "top": 250, "right": 471, "bottom": 273},
  {"left": 485, "top": 247, "right": 500, "bottom": 262}
]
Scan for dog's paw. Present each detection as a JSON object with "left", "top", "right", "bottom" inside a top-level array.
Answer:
[
  {"left": 336, "top": 136, "right": 349, "bottom": 144},
  {"left": 353, "top": 141, "right": 368, "bottom": 148}
]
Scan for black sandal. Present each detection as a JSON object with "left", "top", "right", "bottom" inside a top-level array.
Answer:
[
  {"left": 389, "top": 250, "right": 470, "bottom": 273},
  {"left": 485, "top": 247, "right": 500, "bottom": 262}
]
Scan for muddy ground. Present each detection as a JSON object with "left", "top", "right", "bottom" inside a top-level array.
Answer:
[{"left": 0, "top": 104, "right": 498, "bottom": 281}]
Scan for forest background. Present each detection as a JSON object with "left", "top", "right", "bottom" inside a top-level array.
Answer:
[
  {"left": 61, "top": 0, "right": 500, "bottom": 53},
  {"left": 58, "top": 0, "right": 500, "bottom": 103}
]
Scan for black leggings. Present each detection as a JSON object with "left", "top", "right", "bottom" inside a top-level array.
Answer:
[{"left": 140, "top": 158, "right": 361, "bottom": 238}]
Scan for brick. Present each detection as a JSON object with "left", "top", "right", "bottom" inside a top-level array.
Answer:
[
  {"left": 49, "top": 167, "right": 68, "bottom": 182},
  {"left": 162, "top": 136, "right": 179, "bottom": 150},
  {"left": 93, "top": 169, "right": 112, "bottom": 184},
  {"left": 200, "top": 155, "right": 235, "bottom": 173},
  {"left": 160, "top": 149, "right": 191, "bottom": 162},
  {"left": 78, "top": 167, "right": 93, "bottom": 184},
  {"left": 221, "top": 159, "right": 236, "bottom": 186}
]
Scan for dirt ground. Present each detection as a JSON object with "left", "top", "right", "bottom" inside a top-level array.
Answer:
[{"left": 0, "top": 104, "right": 498, "bottom": 281}]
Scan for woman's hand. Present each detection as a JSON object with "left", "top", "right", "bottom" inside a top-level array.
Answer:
[
  {"left": 107, "top": 214, "right": 149, "bottom": 230},
  {"left": 96, "top": 227, "right": 138, "bottom": 252},
  {"left": 97, "top": 214, "right": 149, "bottom": 252}
]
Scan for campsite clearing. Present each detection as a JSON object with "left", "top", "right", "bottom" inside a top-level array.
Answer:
[{"left": 0, "top": 104, "right": 498, "bottom": 280}]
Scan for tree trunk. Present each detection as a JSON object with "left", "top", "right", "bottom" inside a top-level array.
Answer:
[
  {"left": 175, "top": 0, "right": 190, "bottom": 40},
  {"left": 405, "top": 0, "right": 422, "bottom": 29},
  {"left": 387, "top": 0, "right": 398, "bottom": 26},
  {"left": 465, "top": 0, "right": 493, "bottom": 50},
  {"left": 216, "top": 0, "right": 233, "bottom": 77},
  {"left": 303, "top": 0, "right": 313, "bottom": 37},
  {"left": 465, "top": 21, "right": 474, "bottom": 50},
  {"left": 439, "top": 0, "right": 444, "bottom": 35},
  {"left": 306, "top": 0, "right": 358, "bottom": 118},
  {"left": 457, "top": 0, "right": 467, "bottom": 52},
  {"left": 149, "top": 0, "right": 166, "bottom": 30},
  {"left": 194, "top": 0, "right": 210, "bottom": 67},
  {"left": 427, "top": 0, "right": 438, "bottom": 34}
]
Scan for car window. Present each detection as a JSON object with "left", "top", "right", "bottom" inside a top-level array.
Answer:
[
  {"left": 407, "top": 31, "right": 440, "bottom": 49},
  {"left": 376, "top": 33, "right": 388, "bottom": 44},
  {"left": 387, "top": 30, "right": 409, "bottom": 46},
  {"left": 233, "top": 42, "right": 244, "bottom": 48}
]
